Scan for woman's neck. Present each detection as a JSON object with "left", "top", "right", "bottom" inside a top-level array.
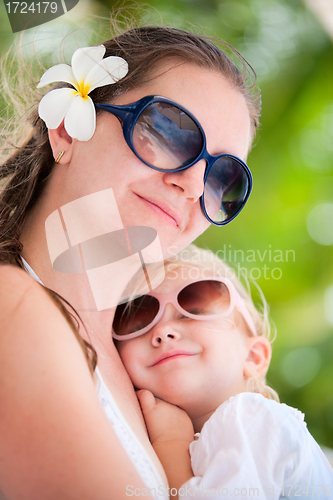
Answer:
[{"left": 20, "top": 200, "right": 118, "bottom": 346}]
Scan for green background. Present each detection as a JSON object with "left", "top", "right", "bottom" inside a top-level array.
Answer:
[{"left": 1, "top": 0, "right": 332, "bottom": 449}]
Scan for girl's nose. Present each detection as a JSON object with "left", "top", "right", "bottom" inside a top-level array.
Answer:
[{"left": 151, "top": 324, "right": 181, "bottom": 346}]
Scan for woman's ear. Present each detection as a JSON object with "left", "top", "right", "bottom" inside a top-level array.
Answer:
[
  {"left": 244, "top": 336, "right": 272, "bottom": 379},
  {"left": 48, "top": 121, "right": 74, "bottom": 164}
]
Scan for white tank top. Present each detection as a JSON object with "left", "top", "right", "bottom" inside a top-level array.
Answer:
[{"left": 21, "top": 258, "right": 167, "bottom": 498}]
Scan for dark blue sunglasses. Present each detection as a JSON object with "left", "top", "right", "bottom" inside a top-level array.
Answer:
[{"left": 95, "top": 95, "right": 252, "bottom": 226}]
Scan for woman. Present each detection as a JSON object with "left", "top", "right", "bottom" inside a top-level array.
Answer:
[{"left": 0, "top": 25, "right": 260, "bottom": 499}]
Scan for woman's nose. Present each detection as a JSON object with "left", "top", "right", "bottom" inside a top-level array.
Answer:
[
  {"left": 163, "top": 160, "right": 206, "bottom": 203},
  {"left": 151, "top": 324, "right": 181, "bottom": 346}
]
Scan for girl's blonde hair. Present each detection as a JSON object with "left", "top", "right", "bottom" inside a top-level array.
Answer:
[{"left": 143, "top": 244, "right": 279, "bottom": 402}]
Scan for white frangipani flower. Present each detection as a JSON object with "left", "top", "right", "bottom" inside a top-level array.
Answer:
[{"left": 37, "top": 45, "right": 128, "bottom": 141}]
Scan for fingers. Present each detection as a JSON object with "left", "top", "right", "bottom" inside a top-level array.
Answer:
[{"left": 136, "top": 389, "right": 156, "bottom": 416}]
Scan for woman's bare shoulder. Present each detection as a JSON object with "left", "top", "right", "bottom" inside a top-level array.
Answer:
[
  {"left": 0, "top": 264, "right": 55, "bottom": 326},
  {"left": 0, "top": 263, "right": 37, "bottom": 294},
  {"left": 0, "top": 265, "right": 147, "bottom": 499},
  {"left": 0, "top": 264, "right": 41, "bottom": 318},
  {"left": 0, "top": 262, "right": 33, "bottom": 283},
  {"left": 0, "top": 263, "right": 84, "bottom": 353},
  {"left": 0, "top": 264, "right": 93, "bottom": 410}
]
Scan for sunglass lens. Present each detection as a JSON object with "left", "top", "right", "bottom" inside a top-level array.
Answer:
[
  {"left": 132, "top": 102, "right": 203, "bottom": 170},
  {"left": 178, "top": 280, "right": 230, "bottom": 316},
  {"left": 203, "top": 157, "right": 250, "bottom": 224},
  {"left": 113, "top": 295, "right": 159, "bottom": 336}
]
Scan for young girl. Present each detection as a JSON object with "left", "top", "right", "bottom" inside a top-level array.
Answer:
[{"left": 114, "top": 245, "right": 333, "bottom": 499}]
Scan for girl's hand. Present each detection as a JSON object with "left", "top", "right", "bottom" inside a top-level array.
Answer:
[
  {"left": 136, "top": 390, "right": 194, "bottom": 447},
  {"left": 137, "top": 390, "right": 195, "bottom": 496}
]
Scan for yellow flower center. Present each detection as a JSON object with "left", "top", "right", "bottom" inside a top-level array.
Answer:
[{"left": 77, "top": 82, "right": 90, "bottom": 98}]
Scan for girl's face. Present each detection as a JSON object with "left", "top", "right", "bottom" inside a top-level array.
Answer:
[
  {"left": 116, "top": 268, "right": 254, "bottom": 425},
  {"left": 62, "top": 61, "right": 251, "bottom": 259}
]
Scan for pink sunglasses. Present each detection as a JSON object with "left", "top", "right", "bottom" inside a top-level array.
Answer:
[{"left": 112, "top": 277, "right": 257, "bottom": 341}]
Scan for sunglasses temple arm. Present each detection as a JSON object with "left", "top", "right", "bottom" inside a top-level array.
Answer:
[
  {"left": 235, "top": 296, "right": 257, "bottom": 337},
  {"left": 95, "top": 103, "right": 135, "bottom": 123}
]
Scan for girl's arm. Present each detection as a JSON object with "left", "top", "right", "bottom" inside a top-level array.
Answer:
[
  {"left": 137, "top": 389, "right": 195, "bottom": 497},
  {"left": 0, "top": 265, "right": 148, "bottom": 500}
]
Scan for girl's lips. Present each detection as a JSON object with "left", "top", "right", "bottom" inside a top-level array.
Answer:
[
  {"left": 151, "top": 351, "right": 197, "bottom": 367},
  {"left": 135, "top": 194, "right": 181, "bottom": 227}
]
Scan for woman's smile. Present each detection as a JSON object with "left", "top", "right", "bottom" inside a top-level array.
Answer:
[{"left": 134, "top": 193, "right": 181, "bottom": 228}]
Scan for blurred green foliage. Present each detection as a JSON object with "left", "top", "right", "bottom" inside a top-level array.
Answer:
[{"left": 1, "top": 0, "right": 332, "bottom": 447}]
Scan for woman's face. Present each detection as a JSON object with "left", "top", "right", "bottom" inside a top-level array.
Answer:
[{"left": 65, "top": 61, "right": 252, "bottom": 259}]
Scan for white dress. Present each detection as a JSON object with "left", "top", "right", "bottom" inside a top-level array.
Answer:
[
  {"left": 21, "top": 258, "right": 167, "bottom": 499},
  {"left": 181, "top": 393, "right": 333, "bottom": 499},
  {"left": 95, "top": 367, "right": 167, "bottom": 498}
]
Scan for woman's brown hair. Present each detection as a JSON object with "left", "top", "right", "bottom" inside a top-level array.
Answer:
[{"left": 0, "top": 25, "right": 261, "bottom": 267}]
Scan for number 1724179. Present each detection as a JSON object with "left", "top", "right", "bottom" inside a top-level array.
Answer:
[
  {"left": 281, "top": 484, "right": 331, "bottom": 497},
  {"left": 5, "top": 2, "right": 57, "bottom": 14}
]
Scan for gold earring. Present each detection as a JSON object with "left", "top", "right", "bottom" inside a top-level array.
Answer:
[{"left": 54, "top": 151, "right": 65, "bottom": 163}]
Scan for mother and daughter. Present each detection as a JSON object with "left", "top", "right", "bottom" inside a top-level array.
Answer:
[{"left": 0, "top": 17, "right": 331, "bottom": 500}]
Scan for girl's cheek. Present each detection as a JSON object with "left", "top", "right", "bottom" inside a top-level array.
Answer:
[
  {"left": 118, "top": 341, "right": 143, "bottom": 372},
  {"left": 116, "top": 341, "right": 132, "bottom": 366}
]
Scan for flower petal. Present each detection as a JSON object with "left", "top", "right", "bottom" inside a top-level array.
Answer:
[
  {"left": 64, "top": 95, "right": 96, "bottom": 141},
  {"left": 87, "top": 56, "right": 129, "bottom": 93},
  {"left": 37, "top": 64, "right": 77, "bottom": 89},
  {"left": 38, "top": 88, "right": 77, "bottom": 129},
  {"left": 71, "top": 45, "right": 105, "bottom": 87}
]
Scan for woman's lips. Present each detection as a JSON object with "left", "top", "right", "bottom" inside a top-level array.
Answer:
[
  {"left": 151, "top": 350, "right": 197, "bottom": 367},
  {"left": 135, "top": 194, "right": 181, "bottom": 227}
]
